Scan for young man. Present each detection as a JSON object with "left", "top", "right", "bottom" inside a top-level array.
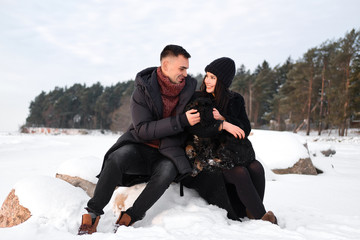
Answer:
[{"left": 78, "top": 45, "right": 200, "bottom": 235}]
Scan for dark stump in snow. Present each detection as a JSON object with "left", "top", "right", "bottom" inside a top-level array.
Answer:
[
  {"left": 272, "top": 157, "right": 318, "bottom": 175},
  {"left": 321, "top": 149, "right": 336, "bottom": 157}
]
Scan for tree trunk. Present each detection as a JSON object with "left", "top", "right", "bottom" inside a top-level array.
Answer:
[
  {"left": 341, "top": 58, "right": 351, "bottom": 136},
  {"left": 294, "top": 120, "right": 306, "bottom": 133},
  {"left": 277, "top": 112, "right": 281, "bottom": 131},
  {"left": 253, "top": 102, "right": 259, "bottom": 127},
  {"left": 248, "top": 82, "right": 253, "bottom": 124},
  {"left": 318, "top": 63, "right": 326, "bottom": 136},
  {"left": 306, "top": 68, "right": 314, "bottom": 136}
]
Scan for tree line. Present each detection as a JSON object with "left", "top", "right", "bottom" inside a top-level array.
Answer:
[
  {"left": 232, "top": 28, "right": 359, "bottom": 136},
  {"left": 25, "top": 81, "right": 134, "bottom": 131},
  {"left": 25, "top": 29, "right": 359, "bottom": 135}
]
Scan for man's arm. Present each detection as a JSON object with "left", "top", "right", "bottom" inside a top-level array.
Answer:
[{"left": 131, "top": 86, "right": 199, "bottom": 141}]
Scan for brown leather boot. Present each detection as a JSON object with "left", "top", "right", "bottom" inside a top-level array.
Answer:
[
  {"left": 261, "top": 211, "right": 278, "bottom": 225},
  {"left": 114, "top": 211, "right": 134, "bottom": 233},
  {"left": 78, "top": 213, "right": 100, "bottom": 235}
]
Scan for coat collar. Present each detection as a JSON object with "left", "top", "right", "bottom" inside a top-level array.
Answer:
[{"left": 135, "top": 67, "right": 197, "bottom": 119}]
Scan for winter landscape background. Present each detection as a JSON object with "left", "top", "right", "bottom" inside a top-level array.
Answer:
[
  {"left": 0, "top": 129, "right": 359, "bottom": 240},
  {"left": 1, "top": 0, "right": 359, "bottom": 132}
]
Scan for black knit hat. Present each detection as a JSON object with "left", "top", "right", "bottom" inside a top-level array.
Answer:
[{"left": 205, "top": 57, "right": 235, "bottom": 88}]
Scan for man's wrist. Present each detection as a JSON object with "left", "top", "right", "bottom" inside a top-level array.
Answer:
[{"left": 180, "top": 113, "right": 190, "bottom": 128}]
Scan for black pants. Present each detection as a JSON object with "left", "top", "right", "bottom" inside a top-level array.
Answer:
[
  {"left": 223, "top": 160, "right": 266, "bottom": 219},
  {"left": 87, "top": 143, "right": 178, "bottom": 221}
]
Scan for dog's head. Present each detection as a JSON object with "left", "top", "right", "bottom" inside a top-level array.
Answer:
[{"left": 185, "top": 97, "right": 215, "bottom": 127}]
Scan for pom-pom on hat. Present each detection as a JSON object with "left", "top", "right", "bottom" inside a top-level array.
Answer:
[{"left": 205, "top": 57, "right": 235, "bottom": 88}]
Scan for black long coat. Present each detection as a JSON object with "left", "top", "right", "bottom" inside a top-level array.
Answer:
[
  {"left": 97, "top": 67, "right": 197, "bottom": 186},
  {"left": 182, "top": 91, "right": 252, "bottom": 220}
]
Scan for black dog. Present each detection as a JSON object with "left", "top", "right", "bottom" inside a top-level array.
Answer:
[{"left": 185, "top": 97, "right": 255, "bottom": 176}]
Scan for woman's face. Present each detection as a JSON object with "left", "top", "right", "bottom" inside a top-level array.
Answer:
[{"left": 204, "top": 72, "right": 217, "bottom": 93}]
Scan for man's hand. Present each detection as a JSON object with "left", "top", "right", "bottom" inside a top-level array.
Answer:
[
  {"left": 186, "top": 109, "right": 200, "bottom": 126},
  {"left": 222, "top": 121, "right": 245, "bottom": 139}
]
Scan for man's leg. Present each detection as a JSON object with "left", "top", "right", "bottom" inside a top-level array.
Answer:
[
  {"left": 126, "top": 157, "right": 178, "bottom": 221},
  {"left": 79, "top": 143, "right": 151, "bottom": 235},
  {"left": 87, "top": 144, "right": 150, "bottom": 216}
]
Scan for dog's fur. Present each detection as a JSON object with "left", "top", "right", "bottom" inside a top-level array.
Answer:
[{"left": 185, "top": 97, "right": 255, "bottom": 176}]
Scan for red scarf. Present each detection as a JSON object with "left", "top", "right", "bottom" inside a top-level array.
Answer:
[
  {"left": 157, "top": 67, "right": 185, "bottom": 118},
  {"left": 145, "top": 68, "right": 186, "bottom": 149}
]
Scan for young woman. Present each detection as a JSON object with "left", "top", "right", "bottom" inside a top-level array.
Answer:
[{"left": 183, "top": 57, "right": 277, "bottom": 224}]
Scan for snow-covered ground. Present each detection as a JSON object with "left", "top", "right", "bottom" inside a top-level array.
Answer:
[{"left": 0, "top": 129, "right": 360, "bottom": 240}]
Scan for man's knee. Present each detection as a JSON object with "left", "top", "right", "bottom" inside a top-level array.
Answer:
[
  {"left": 152, "top": 159, "right": 177, "bottom": 183},
  {"left": 106, "top": 144, "right": 137, "bottom": 171}
]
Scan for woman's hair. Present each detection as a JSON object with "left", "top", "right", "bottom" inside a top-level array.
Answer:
[{"left": 199, "top": 76, "right": 232, "bottom": 113}]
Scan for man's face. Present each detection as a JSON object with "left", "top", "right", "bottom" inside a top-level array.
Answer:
[{"left": 162, "top": 55, "right": 189, "bottom": 84}]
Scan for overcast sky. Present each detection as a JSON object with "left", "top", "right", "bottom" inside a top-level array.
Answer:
[{"left": 1, "top": 0, "right": 359, "bottom": 132}]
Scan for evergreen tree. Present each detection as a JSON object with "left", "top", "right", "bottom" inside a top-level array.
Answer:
[
  {"left": 316, "top": 41, "right": 337, "bottom": 135},
  {"left": 267, "top": 57, "right": 294, "bottom": 130},
  {"left": 44, "top": 87, "right": 65, "bottom": 128},
  {"left": 349, "top": 53, "right": 360, "bottom": 126},
  {"left": 232, "top": 64, "right": 253, "bottom": 118},
  {"left": 333, "top": 29, "right": 360, "bottom": 135},
  {"left": 80, "top": 82, "right": 104, "bottom": 129},
  {"left": 303, "top": 48, "right": 319, "bottom": 135},
  {"left": 252, "top": 61, "right": 277, "bottom": 127},
  {"left": 26, "top": 91, "right": 47, "bottom": 127}
]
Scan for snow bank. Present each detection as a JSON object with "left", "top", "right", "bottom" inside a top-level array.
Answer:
[
  {"left": 249, "top": 130, "right": 309, "bottom": 169},
  {"left": 14, "top": 176, "right": 89, "bottom": 233}
]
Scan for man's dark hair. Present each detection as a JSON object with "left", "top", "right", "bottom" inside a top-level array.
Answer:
[{"left": 160, "top": 44, "right": 191, "bottom": 60}]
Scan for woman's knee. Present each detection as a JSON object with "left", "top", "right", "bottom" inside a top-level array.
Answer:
[
  {"left": 223, "top": 166, "right": 250, "bottom": 183},
  {"left": 224, "top": 166, "right": 248, "bottom": 177},
  {"left": 248, "top": 160, "right": 265, "bottom": 176}
]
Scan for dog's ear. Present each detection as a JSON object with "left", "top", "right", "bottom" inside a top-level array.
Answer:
[
  {"left": 194, "top": 98, "right": 215, "bottom": 126},
  {"left": 185, "top": 100, "right": 197, "bottom": 112},
  {"left": 196, "top": 97, "right": 212, "bottom": 107},
  {"left": 185, "top": 97, "right": 203, "bottom": 112}
]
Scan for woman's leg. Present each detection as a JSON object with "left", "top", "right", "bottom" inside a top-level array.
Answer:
[
  {"left": 223, "top": 166, "right": 266, "bottom": 219},
  {"left": 247, "top": 160, "right": 265, "bottom": 201}
]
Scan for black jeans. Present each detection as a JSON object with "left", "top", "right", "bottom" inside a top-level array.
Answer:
[{"left": 87, "top": 143, "right": 178, "bottom": 221}]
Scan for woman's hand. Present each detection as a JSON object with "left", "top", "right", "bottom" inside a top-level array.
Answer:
[
  {"left": 213, "top": 108, "right": 225, "bottom": 121},
  {"left": 222, "top": 121, "right": 245, "bottom": 139},
  {"left": 186, "top": 109, "right": 201, "bottom": 126}
]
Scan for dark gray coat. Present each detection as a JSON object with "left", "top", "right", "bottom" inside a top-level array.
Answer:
[{"left": 97, "top": 67, "right": 197, "bottom": 186}]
